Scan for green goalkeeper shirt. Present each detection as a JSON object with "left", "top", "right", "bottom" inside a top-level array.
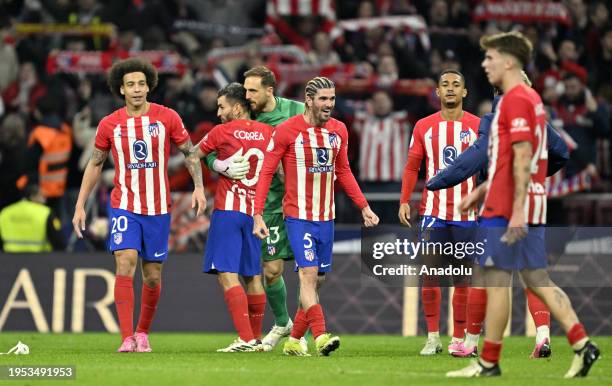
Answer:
[{"left": 205, "top": 96, "right": 304, "bottom": 214}]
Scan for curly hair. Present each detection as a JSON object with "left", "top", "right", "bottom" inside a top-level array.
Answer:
[{"left": 107, "top": 58, "right": 158, "bottom": 97}]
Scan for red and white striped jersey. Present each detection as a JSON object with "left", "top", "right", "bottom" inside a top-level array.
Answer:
[
  {"left": 354, "top": 110, "right": 411, "bottom": 182},
  {"left": 254, "top": 114, "right": 368, "bottom": 221},
  {"left": 482, "top": 84, "right": 548, "bottom": 224},
  {"left": 408, "top": 111, "right": 480, "bottom": 221},
  {"left": 197, "top": 119, "right": 273, "bottom": 216},
  {"left": 95, "top": 103, "right": 190, "bottom": 215}
]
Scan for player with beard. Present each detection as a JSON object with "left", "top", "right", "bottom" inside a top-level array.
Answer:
[
  {"left": 253, "top": 77, "right": 379, "bottom": 356},
  {"left": 399, "top": 69, "right": 480, "bottom": 356},
  {"left": 205, "top": 67, "right": 306, "bottom": 352}
]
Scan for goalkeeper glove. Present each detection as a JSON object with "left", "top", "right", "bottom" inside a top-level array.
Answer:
[{"left": 213, "top": 155, "right": 250, "bottom": 180}]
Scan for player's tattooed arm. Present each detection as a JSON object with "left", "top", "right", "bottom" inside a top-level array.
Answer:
[
  {"left": 502, "top": 141, "right": 532, "bottom": 244},
  {"left": 179, "top": 139, "right": 204, "bottom": 188},
  {"left": 90, "top": 148, "right": 109, "bottom": 166}
]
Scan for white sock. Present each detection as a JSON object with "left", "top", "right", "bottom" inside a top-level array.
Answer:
[
  {"left": 428, "top": 331, "right": 440, "bottom": 339},
  {"left": 535, "top": 326, "right": 550, "bottom": 344},
  {"left": 464, "top": 333, "right": 480, "bottom": 349}
]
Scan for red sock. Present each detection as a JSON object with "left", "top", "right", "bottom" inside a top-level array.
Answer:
[
  {"left": 224, "top": 286, "right": 254, "bottom": 342},
  {"left": 481, "top": 339, "right": 502, "bottom": 364},
  {"left": 305, "top": 304, "right": 326, "bottom": 339},
  {"left": 525, "top": 288, "right": 550, "bottom": 328},
  {"left": 136, "top": 282, "right": 161, "bottom": 334},
  {"left": 247, "top": 293, "right": 266, "bottom": 340},
  {"left": 291, "top": 308, "right": 309, "bottom": 339},
  {"left": 114, "top": 275, "right": 134, "bottom": 340},
  {"left": 452, "top": 286, "right": 468, "bottom": 339},
  {"left": 466, "top": 287, "right": 487, "bottom": 335},
  {"left": 567, "top": 323, "right": 588, "bottom": 346},
  {"left": 421, "top": 286, "right": 441, "bottom": 333}
]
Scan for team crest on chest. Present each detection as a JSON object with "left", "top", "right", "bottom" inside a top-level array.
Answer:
[
  {"left": 148, "top": 122, "right": 160, "bottom": 137},
  {"left": 460, "top": 130, "right": 471, "bottom": 144},
  {"left": 328, "top": 133, "right": 340, "bottom": 149}
]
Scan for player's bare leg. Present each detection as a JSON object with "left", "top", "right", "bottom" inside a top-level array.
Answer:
[
  {"left": 262, "top": 259, "right": 293, "bottom": 351},
  {"left": 520, "top": 269, "right": 600, "bottom": 377},
  {"left": 114, "top": 249, "right": 138, "bottom": 353},
  {"left": 133, "top": 261, "right": 162, "bottom": 353},
  {"left": 244, "top": 275, "right": 266, "bottom": 342}
]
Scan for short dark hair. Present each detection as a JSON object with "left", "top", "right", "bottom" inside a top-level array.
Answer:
[
  {"left": 107, "top": 58, "right": 158, "bottom": 97},
  {"left": 243, "top": 66, "right": 276, "bottom": 89},
  {"left": 218, "top": 82, "right": 250, "bottom": 111},
  {"left": 480, "top": 31, "right": 533, "bottom": 68},
  {"left": 438, "top": 69, "right": 465, "bottom": 85}
]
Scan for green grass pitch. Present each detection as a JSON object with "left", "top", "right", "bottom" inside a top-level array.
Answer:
[{"left": 0, "top": 333, "right": 609, "bottom": 385}]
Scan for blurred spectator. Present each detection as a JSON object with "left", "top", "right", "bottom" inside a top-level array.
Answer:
[
  {"left": 376, "top": 54, "right": 399, "bottom": 87},
  {"left": 1, "top": 62, "right": 46, "bottom": 117},
  {"left": 235, "top": 43, "right": 266, "bottom": 84},
  {"left": 552, "top": 73, "right": 610, "bottom": 178},
  {"left": 23, "top": 93, "right": 72, "bottom": 216},
  {"left": 0, "top": 183, "right": 66, "bottom": 252},
  {"left": 0, "top": 24, "right": 18, "bottom": 93},
  {"left": 307, "top": 31, "right": 341, "bottom": 66},
  {"left": 353, "top": 90, "right": 410, "bottom": 221},
  {"left": 184, "top": 79, "right": 219, "bottom": 134},
  {"left": 0, "top": 114, "right": 27, "bottom": 209},
  {"left": 590, "top": 25, "right": 612, "bottom": 101},
  {"left": 585, "top": 1, "right": 609, "bottom": 59},
  {"left": 476, "top": 99, "right": 493, "bottom": 118}
]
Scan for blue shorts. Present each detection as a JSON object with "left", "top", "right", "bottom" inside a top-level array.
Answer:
[
  {"left": 204, "top": 210, "right": 261, "bottom": 276},
  {"left": 285, "top": 217, "right": 334, "bottom": 273},
  {"left": 418, "top": 215, "right": 478, "bottom": 260},
  {"left": 108, "top": 207, "right": 171, "bottom": 262},
  {"left": 477, "top": 216, "right": 547, "bottom": 270}
]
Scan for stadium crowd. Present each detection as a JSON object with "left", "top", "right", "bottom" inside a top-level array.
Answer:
[{"left": 0, "top": 0, "right": 610, "bottom": 251}]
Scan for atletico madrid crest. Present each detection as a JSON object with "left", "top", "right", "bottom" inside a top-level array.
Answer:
[
  {"left": 304, "top": 249, "right": 315, "bottom": 261},
  {"left": 148, "top": 122, "right": 160, "bottom": 137},
  {"left": 460, "top": 130, "right": 471, "bottom": 144},
  {"left": 113, "top": 232, "right": 123, "bottom": 245},
  {"left": 267, "top": 245, "right": 276, "bottom": 256}
]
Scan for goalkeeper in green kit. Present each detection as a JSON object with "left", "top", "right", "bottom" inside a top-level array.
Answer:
[{"left": 206, "top": 66, "right": 306, "bottom": 352}]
